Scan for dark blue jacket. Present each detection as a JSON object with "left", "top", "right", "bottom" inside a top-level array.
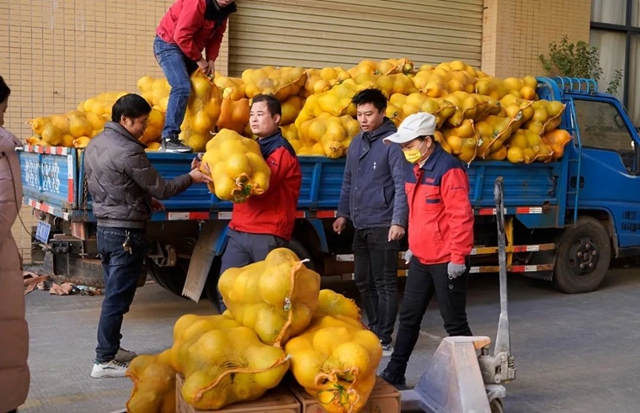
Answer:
[{"left": 337, "top": 118, "right": 408, "bottom": 230}]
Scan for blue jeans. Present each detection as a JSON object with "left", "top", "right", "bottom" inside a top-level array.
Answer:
[
  {"left": 95, "top": 227, "right": 148, "bottom": 363},
  {"left": 153, "top": 36, "right": 198, "bottom": 137}
]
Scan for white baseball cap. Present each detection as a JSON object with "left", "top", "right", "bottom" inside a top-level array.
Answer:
[{"left": 383, "top": 112, "right": 437, "bottom": 144}]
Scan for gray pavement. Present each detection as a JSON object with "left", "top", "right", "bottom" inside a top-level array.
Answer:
[{"left": 18, "top": 267, "right": 640, "bottom": 413}]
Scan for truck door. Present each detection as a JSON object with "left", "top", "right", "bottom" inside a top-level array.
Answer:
[{"left": 572, "top": 97, "right": 640, "bottom": 250}]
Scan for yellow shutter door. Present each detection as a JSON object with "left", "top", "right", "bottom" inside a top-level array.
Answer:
[{"left": 228, "top": 0, "right": 483, "bottom": 76}]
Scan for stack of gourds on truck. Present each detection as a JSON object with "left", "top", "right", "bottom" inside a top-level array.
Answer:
[
  {"left": 126, "top": 248, "right": 383, "bottom": 413},
  {"left": 26, "top": 58, "right": 572, "bottom": 165}
]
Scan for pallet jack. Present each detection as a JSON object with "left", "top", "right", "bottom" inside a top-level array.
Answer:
[{"left": 400, "top": 177, "right": 517, "bottom": 413}]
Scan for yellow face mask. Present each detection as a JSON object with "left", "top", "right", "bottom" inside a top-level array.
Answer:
[{"left": 403, "top": 140, "right": 426, "bottom": 164}]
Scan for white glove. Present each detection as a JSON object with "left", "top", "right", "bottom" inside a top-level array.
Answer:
[
  {"left": 404, "top": 249, "right": 413, "bottom": 264},
  {"left": 448, "top": 262, "right": 466, "bottom": 279}
]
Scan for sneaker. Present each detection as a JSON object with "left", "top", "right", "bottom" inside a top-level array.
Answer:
[
  {"left": 91, "top": 359, "right": 129, "bottom": 379},
  {"left": 381, "top": 343, "right": 393, "bottom": 358},
  {"left": 115, "top": 347, "right": 137, "bottom": 362},
  {"left": 379, "top": 368, "right": 406, "bottom": 388},
  {"left": 160, "top": 134, "right": 192, "bottom": 153}
]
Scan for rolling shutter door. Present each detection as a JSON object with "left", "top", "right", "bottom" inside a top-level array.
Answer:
[{"left": 228, "top": 0, "right": 483, "bottom": 76}]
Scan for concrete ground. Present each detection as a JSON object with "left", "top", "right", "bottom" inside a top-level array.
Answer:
[{"left": 18, "top": 266, "right": 640, "bottom": 413}]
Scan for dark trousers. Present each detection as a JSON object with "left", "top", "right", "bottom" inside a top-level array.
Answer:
[
  {"left": 353, "top": 227, "right": 400, "bottom": 345},
  {"left": 217, "top": 229, "right": 288, "bottom": 311},
  {"left": 95, "top": 227, "right": 148, "bottom": 363},
  {"left": 385, "top": 257, "right": 472, "bottom": 376}
]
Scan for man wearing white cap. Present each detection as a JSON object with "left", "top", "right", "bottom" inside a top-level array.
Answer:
[{"left": 379, "top": 112, "right": 475, "bottom": 387}]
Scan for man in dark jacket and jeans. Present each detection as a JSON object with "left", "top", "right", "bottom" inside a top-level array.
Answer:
[
  {"left": 333, "top": 89, "right": 408, "bottom": 357},
  {"left": 85, "top": 94, "right": 211, "bottom": 378}
]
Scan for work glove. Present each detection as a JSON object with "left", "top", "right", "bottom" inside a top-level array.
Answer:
[
  {"left": 404, "top": 249, "right": 413, "bottom": 264},
  {"left": 447, "top": 262, "right": 466, "bottom": 279}
]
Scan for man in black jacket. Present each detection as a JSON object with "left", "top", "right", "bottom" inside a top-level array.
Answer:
[
  {"left": 85, "top": 94, "right": 211, "bottom": 378},
  {"left": 333, "top": 89, "right": 408, "bottom": 357}
]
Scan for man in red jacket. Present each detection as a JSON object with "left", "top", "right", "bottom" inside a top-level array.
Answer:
[
  {"left": 378, "top": 112, "right": 475, "bottom": 387},
  {"left": 155, "top": 0, "right": 236, "bottom": 153},
  {"left": 194, "top": 94, "right": 302, "bottom": 311}
]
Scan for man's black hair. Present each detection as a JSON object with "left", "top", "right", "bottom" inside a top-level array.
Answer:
[
  {"left": 351, "top": 88, "right": 387, "bottom": 113},
  {"left": 0, "top": 76, "right": 11, "bottom": 104},
  {"left": 111, "top": 94, "right": 152, "bottom": 123},
  {"left": 251, "top": 94, "right": 282, "bottom": 117}
]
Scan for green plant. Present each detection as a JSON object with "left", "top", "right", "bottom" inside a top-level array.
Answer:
[{"left": 539, "top": 35, "right": 624, "bottom": 96}]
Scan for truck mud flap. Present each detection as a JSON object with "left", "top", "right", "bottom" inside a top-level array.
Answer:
[{"left": 182, "top": 221, "right": 226, "bottom": 302}]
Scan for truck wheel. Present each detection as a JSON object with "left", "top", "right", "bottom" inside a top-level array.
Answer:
[
  {"left": 553, "top": 216, "right": 611, "bottom": 294},
  {"left": 147, "top": 258, "right": 188, "bottom": 298},
  {"left": 287, "top": 237, "right": 316, "bottom": 271},
  {"left": 490, "top": 398, "right": 504, "bottom": 413}
]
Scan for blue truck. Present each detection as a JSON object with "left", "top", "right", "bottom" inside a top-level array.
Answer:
[{"left": 19, "top": 77, "right": 640, "bottom": 302}]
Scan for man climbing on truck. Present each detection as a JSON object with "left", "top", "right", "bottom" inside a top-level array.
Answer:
[
  {"left": 379, "top": 112, "right": 475, "bottom": 387},
  {"left": 333, "top": 88, "right": 408, "bottom": 357},
  {"left": 194, "top": 94, "right": 302, "bottom": 311},
  {"left": 155, "top": 0, "right": 237, "bottom": 153},
  {"left": 85, "top": 94, "right": 212, "bottom": 378}
]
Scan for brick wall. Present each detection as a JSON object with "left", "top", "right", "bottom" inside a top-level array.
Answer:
[
  {"left": 1, "top": 0, "right": 229, "bottom": 263},
  {"left": 482, "top": 0, "right": 591, "bottom": 78}
]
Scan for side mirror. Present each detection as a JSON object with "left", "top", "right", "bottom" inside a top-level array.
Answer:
[{"left": 614, "top": 114, "right": 625, "bottom": 129}]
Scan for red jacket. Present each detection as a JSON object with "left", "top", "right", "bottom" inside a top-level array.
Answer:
[
  {"left": 229, "top": 131, "right": 302, "bottom": 241},
  {"left": 405, "top": 144, "right": 474, "bottom": 265},
  {"left": 156, "top": 0, "right": 227, "bottom": 62}
]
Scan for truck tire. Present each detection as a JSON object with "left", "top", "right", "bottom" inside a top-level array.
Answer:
[
  {"left": 287, "top": 237, "right": 316, "bottom": 271},
  {"left": 204, "top": 237, "right": 316, "bottom": 311},
  {"left": 553, "top": 216, "right": 611, "bottom": 294},
  {"left": 147, "top": 258, "right": 188, "bottom": 298}
]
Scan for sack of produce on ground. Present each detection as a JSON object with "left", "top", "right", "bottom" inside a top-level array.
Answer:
[
  {"left": 170, "top": 313, "right": 290, "bottom": 410},
  {"left": 125, "top": 349, "right": 176, "bottom": 413},
  {"left": 314, "top": 289, "right": 361, "bottom": 321},
  {"left": 284, "top": 314, "right": 382, "bottom": 413},
  {"left": 200, "top": 129, "right": 270, "bottom": 203},
  {"left": 218, "top": 247, "right": 321, "bottom": 347}
]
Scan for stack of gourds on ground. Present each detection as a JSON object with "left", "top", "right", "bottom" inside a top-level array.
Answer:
[
  {"left": 26, "top": 58, "right": 572, "bottom": 166},
  {"left": 125, "top": 247, "right": 382, "bottom": 413}
]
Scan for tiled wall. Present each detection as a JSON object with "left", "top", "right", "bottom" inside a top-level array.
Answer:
[{"left": 482, "top": 0, "right": 591, "bottom": 78}]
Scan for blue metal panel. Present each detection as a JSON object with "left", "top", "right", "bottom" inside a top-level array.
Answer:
[
  {"left": 145, "top": 152, "right": 222, "bottom": 211},
  {"left": 74, "top": 151, "right": 346, "bottom": 216},
  {"left": 19, "top": 147, "right": 77, "bottom": 218},
  {"left": 466, "top": 161, "right": 560, "bottom": 208},
  {"left": 298, "top": 156, "right": 345, "bottom": 209}
]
